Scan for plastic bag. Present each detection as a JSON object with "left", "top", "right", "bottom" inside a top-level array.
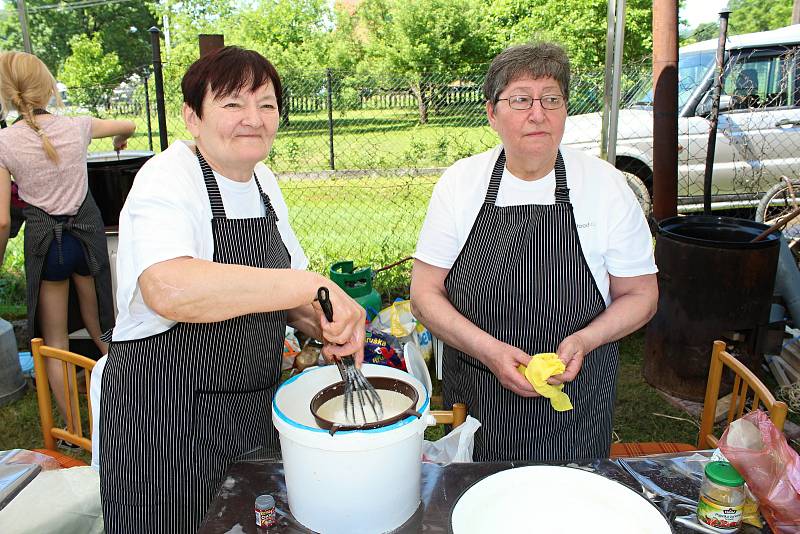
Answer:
[
  {"left": 363, "top": 328, "right": 406, "bottom": 371},
  {"left": 371, "top": 300, "right": 432, "bottom": 363},
  {"left": 281, "top": 326, "right": 301, "bottom": 371},
  {"left": 404, "top": 339, "right": 432, "bottom": 395},
  {"left": 0, "top": 449, "right": 59, "bottom": 471},
  {"left": 719, "top": 410, "right": 800, "bottom": 534},
  {"left": 422, "top": 416, "right": 481, "bottom": 465}
]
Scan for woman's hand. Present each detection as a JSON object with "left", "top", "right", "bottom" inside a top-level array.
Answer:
[
  {"left": 549, "top": 333, "right": 588, "bottom": 385},
  {"left": 91, "top": 118, "right": 135, "bottom": 148},
  {"left": 313, "top": 284, "right": 366, "bottom": 365},
  {"left": 112, "top": 135, "right": 128, "bottom": 152},
  {"left": 484, "top": 341, "right": 539, "bottom": 397}
]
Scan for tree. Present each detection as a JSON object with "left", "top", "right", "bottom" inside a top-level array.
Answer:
[
  {"left": 486, "top": 0, "right": 653, "bottom": 71},
  {"left": 323, "top": 1, "right": 369, "bottom": 75},
  {"left": 59, "top": 34, "right": 123, "bottom": 112},
  {"left": 728, "top": 0, "right": 793, "bottom": 34},
  {"left": 0, "top": 0, "right": 156, "bottom": 77},
  {"left": 682, "top": 22, "right": 720, "bottom": 45},
  {"left": 154, "top": 0, "right": 239, "bottom": 42},
  {"left": 229, "top": 0, "right": 332, "bottom": 81},
  {"left": 357, "top": 0, "right": 493, "bottom": 124}
]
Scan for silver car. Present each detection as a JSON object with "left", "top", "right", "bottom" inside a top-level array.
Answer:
[{"left": 563, "top": 24, "right": 800, "bottom": 214}]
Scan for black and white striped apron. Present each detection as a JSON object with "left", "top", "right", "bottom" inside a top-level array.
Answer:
[
  {"left": 442, "top": 149, "right": 619, "bottom": 462},
  {"left": 99, "top": 148, "right": 290, "bottom": 533},
  {"left": 22, "top": 190, "right": 114, "bottom": 343}
]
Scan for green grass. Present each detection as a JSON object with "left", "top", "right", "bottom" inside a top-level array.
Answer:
[
  {"left": 281, "top": 173, "right": 437, "bottom": 300},
  {"left": 0, "top": 330, "right": 700, "bottom": 457},
  {"left": 613, "top": 331, "right": 699, "bottom": 444},
  {"left": 86, "top": 106, "right": 500, "bottom": 173},
  {"left": 49, "top": 106, "right": 496, "bottom": 310},
  {"left": 0, "top": 173, "right": 434, "bottom": 313}
]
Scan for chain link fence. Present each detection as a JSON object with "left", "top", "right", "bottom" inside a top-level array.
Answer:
[{"left": 66, "top": 48, "right": 799, "bottom": 294}]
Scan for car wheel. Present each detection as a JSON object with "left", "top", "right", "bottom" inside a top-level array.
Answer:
[
  {"left": 756, "top": 179, "right": 800, "bottom": 223},
  {"left": 756, "top": 178, "right": 800, "bottom": 253},
  {"left": 623, "top": 171, "right": 652, "bottom": 220}
]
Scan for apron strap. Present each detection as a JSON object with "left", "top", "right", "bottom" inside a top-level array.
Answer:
[
  {"left": 483, "top": 149, "right": 506, "bottom": 205},
  {"left": 484, "top": 148, "right": 571, "bottom": 205},
  {"left": 195, "top": 147, "right": 228, "bottom": 219},
  {"left": 253, "top": 176, "right": 279, "bottom": 222},
  {"left": 554, "top": 151, "right": 570, "bottom": 204}
]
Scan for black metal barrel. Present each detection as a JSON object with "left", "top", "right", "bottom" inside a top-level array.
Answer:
[
  {"left": 644, "top": 216, "right": 780, "bottom": 401},
  {"left": 87, "top": 150, "right": 153, "bottom": 229}
]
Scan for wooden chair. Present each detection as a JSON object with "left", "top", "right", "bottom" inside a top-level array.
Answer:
[
  {"left": 611, "top": 340, "right": 789, "bottom": 458},
  {"left": 31, "top": 338, "right": 95, "bottom": 462},
  {"left": 430, "top": 402, "right": 467, "bottom": 428},
  {"left": 698, "top": 340, "right": 788, "bottom": 449},
  {"left": 610, "top": 440, "right": 696, "bottom": 458}
]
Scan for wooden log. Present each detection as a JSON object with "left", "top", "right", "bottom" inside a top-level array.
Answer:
[
  {"left": 768, "top": 356, "right": 792, "bottom": 387},
  {"left": 783, "top": 339, "right": 800, "bottom": 360},
  {"left": 781, "top": 345, "right": 800, "bottom": 371},
  {"left": 775, "top": 355, "right": 800, "bottom": 383}
]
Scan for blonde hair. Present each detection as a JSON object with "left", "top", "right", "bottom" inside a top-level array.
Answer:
[{"left": 0, "top": 51, "right": 63, "bottom": 163}]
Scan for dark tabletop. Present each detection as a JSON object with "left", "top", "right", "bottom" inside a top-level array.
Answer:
[{"left": 199, "top": 454, "right": 771, "bottom": 534}]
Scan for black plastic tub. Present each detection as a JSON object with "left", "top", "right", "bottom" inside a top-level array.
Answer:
[
  {"left": 644, "top": 216, "right": 779, "bottom": 401},
  {"left": 87, "top": 150, "right": 153, "bottom": 229}
]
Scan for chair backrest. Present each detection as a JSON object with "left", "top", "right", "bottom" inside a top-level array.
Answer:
[
  {"left": 698, "top": 340, "right": 788, "bottom": 449},
  {"left": 31, "top": 338, "right": 96, "bottom": 453},
  {"left": 430, "top": 402, "right": 467, "bottom": 428}
]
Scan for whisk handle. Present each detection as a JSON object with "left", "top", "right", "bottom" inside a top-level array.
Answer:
[
  {"left": 316, "top": 286, "right": 334, "bottom": 322},
  {"left": 334, "top": 358, "right": 348, "bottom": 382}
]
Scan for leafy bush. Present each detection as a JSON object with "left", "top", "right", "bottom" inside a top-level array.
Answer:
[{"left": 1, "top": 234, "right": 26, "bottom": 315}]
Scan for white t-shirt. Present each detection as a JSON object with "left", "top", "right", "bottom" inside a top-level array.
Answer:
[
  {"left": 414, "top": 145, "right": 656, "bottom": 305},
  {"left": 113, "top": 141, "right": 308, "bottom": 341}
]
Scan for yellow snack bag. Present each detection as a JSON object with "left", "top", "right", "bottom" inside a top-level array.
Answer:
[{"left": 517, "top": 353, "right": 573, "bottom": 412}]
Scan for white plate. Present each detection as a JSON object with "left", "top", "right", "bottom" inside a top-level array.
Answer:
[{"left": 450, "top": 465, "right": 671, "bottom": 534}]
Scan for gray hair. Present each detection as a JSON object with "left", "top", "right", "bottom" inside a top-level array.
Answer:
[{"left": 483, "top": 42, "right": 571, "bottom": 104}]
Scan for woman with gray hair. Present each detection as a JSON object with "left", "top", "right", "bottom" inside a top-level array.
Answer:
[{"left": 411, "top": 43, "right": 658, "bottom": 461}]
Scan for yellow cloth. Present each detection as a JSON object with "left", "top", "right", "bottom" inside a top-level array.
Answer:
[{"left": 517, "top": 353, "right": 573, "bottom": 412}]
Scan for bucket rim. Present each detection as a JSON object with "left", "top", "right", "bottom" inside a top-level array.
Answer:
[
  {"left": 273, "top": 365, "right": 430, "bottom": 435},
  {"left": 657, "top": 215, "right": 779, "bottom": 249},
  {"left": 87, "top": 150, "right": 155, "bottom": 164}
]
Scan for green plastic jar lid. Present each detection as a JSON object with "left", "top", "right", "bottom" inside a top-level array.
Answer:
[{"left": 704, "top": 461, "right": 744, "bottom": 487}]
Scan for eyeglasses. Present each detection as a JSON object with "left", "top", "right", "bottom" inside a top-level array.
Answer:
[{"left": 496, "top": 94, "right": 566, "bottom": 111}]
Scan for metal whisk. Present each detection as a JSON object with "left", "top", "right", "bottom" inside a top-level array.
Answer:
[{"left": 316, "top": 287, "right": 384, "bottom": 424}]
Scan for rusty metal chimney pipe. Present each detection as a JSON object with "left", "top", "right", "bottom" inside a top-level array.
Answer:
[
  {"left": 652, "top": 0, "right": 679, "bottom": 221},
  {"left": 199, "top": 34, "right": 225, "bottom": 57}
]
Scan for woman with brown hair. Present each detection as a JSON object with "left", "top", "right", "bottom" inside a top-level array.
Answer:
[
  {"left": 0, "top": 51, "right": 135, "bottom": 421},
  {"left": 99, "top": 46, "right": 365, "bottom": 532}
]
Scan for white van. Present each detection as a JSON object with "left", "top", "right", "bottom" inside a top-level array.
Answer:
[{"left": 563, "top": 24, "right": 800, "bottom": 211}]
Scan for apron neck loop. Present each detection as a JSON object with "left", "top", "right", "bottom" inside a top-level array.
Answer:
[
  {"left": 194, "top": 146, "right": 278, "bottom": 220},
  {"left": 484, "top": 149, "right": 571, "bottom": 205}
]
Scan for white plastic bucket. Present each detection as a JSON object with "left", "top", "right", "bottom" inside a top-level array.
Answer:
[{"left": 272, "top": 363, "right": 432, "bottom": 534}]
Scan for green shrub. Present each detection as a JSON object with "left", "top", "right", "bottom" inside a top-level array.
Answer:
[{"left": 1, "top": 233, "right": 27, "bottom": 315}]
